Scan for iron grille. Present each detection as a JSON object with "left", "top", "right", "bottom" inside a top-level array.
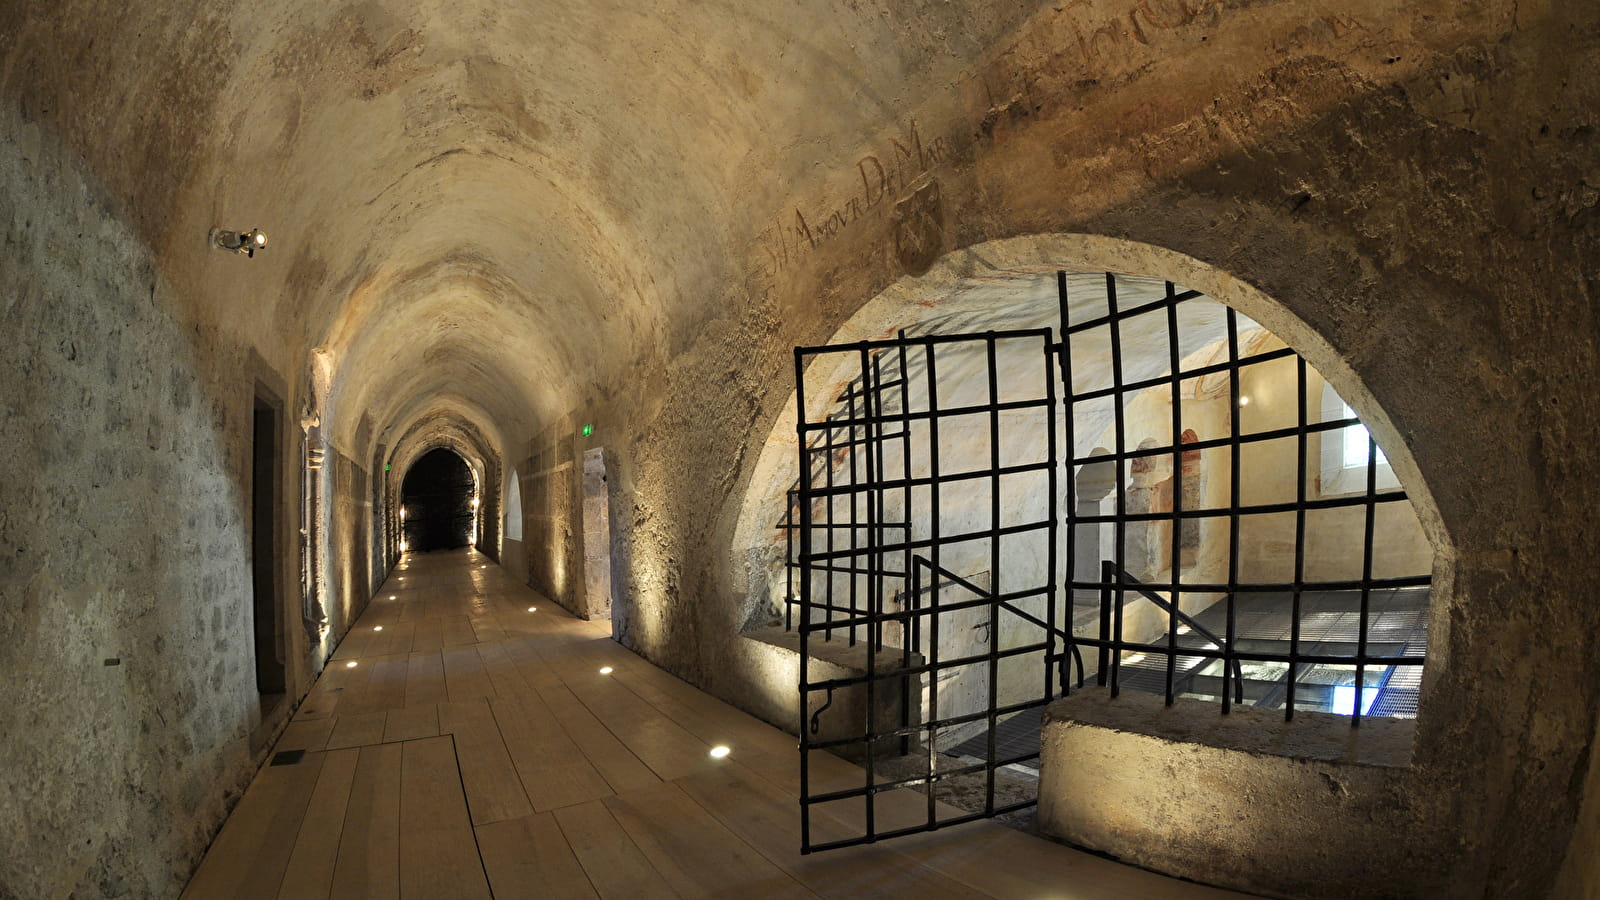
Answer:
[
  {"left": 789, "top": 270, "right": 1432, "bottom": 853},
  {"left": 791, "top": 330, "right": 1062, "bottom": 852},
  {"left": 1059, "top": 273, "right": 1428, "bottom": 721}
]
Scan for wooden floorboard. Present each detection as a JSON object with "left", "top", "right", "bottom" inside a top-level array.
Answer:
[
  {"left": 357, "top": 655, "right": 411, "bottom": 714},
  {"left": 403, "top": 651, "right": 448, "bottom": 708},
  {"left": 383, "top": 704, "right": 439, "bottom": 743},
  {"left": 562, "top": 674, "right": 720, "bottom": 783},
  {"left": 676, "top": 760, "right": 990, "bottom": 900},
  {"left": 185, "top": 549, "right": 1255, "bottom": 900},
  {"left": 553, "top": 800, "right": 682, "bottom": 900},
  {"left": 442, "top": 616, "right": 479, "bottom": 648},
  {"left": 329, "top": 742, "right": 402, "bottom": 900},
  {"left": 437, "top": 699, "right": 533, "bottom": 825},
  {"left": 410, "top": 617, "right": 444, "bottom": 652},
  {"left": 442, "top": 645, "right": 495, "bottom": 702},
  {"left": 603, "top": 780, "right": 818, "bottom": 899},
  {"left": 378, "top": 621, "right": 416, "bottom": 657},
  {"left": 537, "top": 683, "right": 661, "bottom": 794},
  {"left": 277, "top": 747, "right": 361, "bottom": 900},
  {"left": 182, "top": 752, "right": 327, "bottom": 899},
  {"left": 276, "top": 715, "right": 336, "bottom": 753},
  {"left": 398, "top": 736, "right": 492, "bottom": 899},
  {"left": 476, "top": 812, "right": 600, "bottom": 899},
  {"left": 490, "top": 693, "right": 615, "bottom": 811},
  {"left": 475, "top": 642, "right": 529, "bottom": 697},
  {"left": 327, "top": 711, "right": 388, "bottom": 750}
]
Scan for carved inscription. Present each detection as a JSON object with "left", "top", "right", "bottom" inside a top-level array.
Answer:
[
  {"left": 756, "top": 119, "right": 952, "bottom": 281},
  {"left": 754, "top": 0, "right": 1369, "bottom": 290},
  {"left": 1057, "top": 0, "right": 1226, "bottom": 69},
  {"left": 893, "top": 179, "right": 943, "bottom": 277}
]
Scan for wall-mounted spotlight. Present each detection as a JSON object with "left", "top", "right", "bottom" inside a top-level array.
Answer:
[{"left": 210, "top": 227, "right": 269, "bottom": 257}]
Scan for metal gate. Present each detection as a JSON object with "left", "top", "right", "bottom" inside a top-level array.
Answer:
[
  {"left": 790, "top": 270, "right": 1430, "bottom": 852},
  {"left": 790, "top": 326, "right": 1065, "bottom": 852}
]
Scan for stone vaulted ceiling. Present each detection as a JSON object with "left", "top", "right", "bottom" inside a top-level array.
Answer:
[{"left": 1, "top": 0, "right": 1046, "bottom": 458}]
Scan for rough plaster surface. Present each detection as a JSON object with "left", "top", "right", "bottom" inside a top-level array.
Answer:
[{"left": 3, "top": 0, "right": 1599, "bottom": 897}]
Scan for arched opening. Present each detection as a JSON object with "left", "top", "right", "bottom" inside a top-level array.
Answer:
[
  {"left": 400, "top": 448, "right": 477, "bottom": 553},
  {"left": 504, "top": 468, "right": 524, "bottom": 542},
  {"left": 729, "top": 237, "right": 1446, "bottom": 856}
]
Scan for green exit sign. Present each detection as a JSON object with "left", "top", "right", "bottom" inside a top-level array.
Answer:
[{"left": 582, "top": 424, "right": 593, "bottom": 437}]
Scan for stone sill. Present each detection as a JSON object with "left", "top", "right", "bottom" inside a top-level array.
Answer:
[
  {"left": 742, "top": 624, "right": 912, "bottom": 674},
  {"left": 1045, "top": 686, "right": 1414, "bottom": 768}
]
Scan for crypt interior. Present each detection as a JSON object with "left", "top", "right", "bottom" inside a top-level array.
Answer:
[{"left": 2, "top": 1, "right": 1599, "bottom": 898}]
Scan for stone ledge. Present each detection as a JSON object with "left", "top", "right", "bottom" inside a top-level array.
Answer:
[
  {"left": 742, "top": 624, "right": 912, "bottom": 676},
  {"left": 1038, "top": 687, "right": 1442, "bottom": 898},
  {"left": 740, "top": 625, "right": 921, "bottom": 762},
  {"left": 1044, "top": 685, "right": 1414, "bottom": 767}
]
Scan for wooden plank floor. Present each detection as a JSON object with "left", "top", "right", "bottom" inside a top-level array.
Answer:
[{"left": 183, "top": 549, "right": 1253, "bottom": 899}]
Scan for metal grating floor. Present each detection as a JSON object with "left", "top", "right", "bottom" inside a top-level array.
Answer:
[
  {"left": 954, "top": 585, "right": 1432, "bottom": 762},
  {"left": 948, "top": 707, "right": 1045, "bottom": 765}
]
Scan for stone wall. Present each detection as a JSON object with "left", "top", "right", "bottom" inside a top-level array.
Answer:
[{"left": 0, "top": 106, "right": 304, "bottom": 898}]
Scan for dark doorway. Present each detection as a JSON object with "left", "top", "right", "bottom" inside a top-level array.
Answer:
[
  {"left": 251, "top": 394, "right": 286, "bottom": 697},
  {"left": 402, "top": 448, "right": 476, "bottom": 552}
]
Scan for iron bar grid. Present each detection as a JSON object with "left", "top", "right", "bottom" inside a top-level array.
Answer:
[
  {"left": 790, "top": 269, "right": 1432, "bottom": 855},
  {"left": 1061, "top": 274, "right": 1432, "bottom": 726},
  {"left": 792, "top": 329, "right": 1060, "bottom": 853}
]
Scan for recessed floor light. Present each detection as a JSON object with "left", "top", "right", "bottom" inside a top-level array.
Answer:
[
  {"left": 527, "top": 607, "right": 537, "bottom": 612},
  {"left": 599, "top": 666, "right": 614, "bottom": 675},
  {"left": 345, "top": 661, "right": 358, "bottom": 668},
  {"left": 389, "top": 595, "right": 396, "bottom": 600},
  {"left": 374, "top": 626, "right": 384, "bottom": 631},
  {"left": 709, "top": 745, "right": 731, "bottom": 759}
]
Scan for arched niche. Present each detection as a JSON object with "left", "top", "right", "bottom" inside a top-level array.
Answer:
[
  {"left": 729, "top": 234, "right": 1448, "bottom": 642},
  {"left": 721, "top": 234, "right": 1455, "bottom": 897}
]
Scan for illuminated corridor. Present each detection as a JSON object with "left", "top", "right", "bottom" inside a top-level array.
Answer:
[
  {"left": 183, "top": 549, "right": 1240, "bottom": 899},
  {"left": 5, "top": 2, "right": 1600, "bottom": 897}
]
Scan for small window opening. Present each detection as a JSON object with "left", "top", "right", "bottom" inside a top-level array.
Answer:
[
  {"left": 1341, "top": 402, "right": 1387, "bottom": 468},
  {"left": 1321, "top": 383, "right": 1399, "bottom": 494},
  {"left": 504, "top": 468, "right": 524, "bottom": 542}
]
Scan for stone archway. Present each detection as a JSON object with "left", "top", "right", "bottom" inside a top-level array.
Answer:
[{"left": 724, "top": 234, "right": 1453, "bottom": 890}]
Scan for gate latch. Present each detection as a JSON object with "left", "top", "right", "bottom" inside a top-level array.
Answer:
[{"left": 809, "top": 687, "right": 835, "bottom": 735}]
